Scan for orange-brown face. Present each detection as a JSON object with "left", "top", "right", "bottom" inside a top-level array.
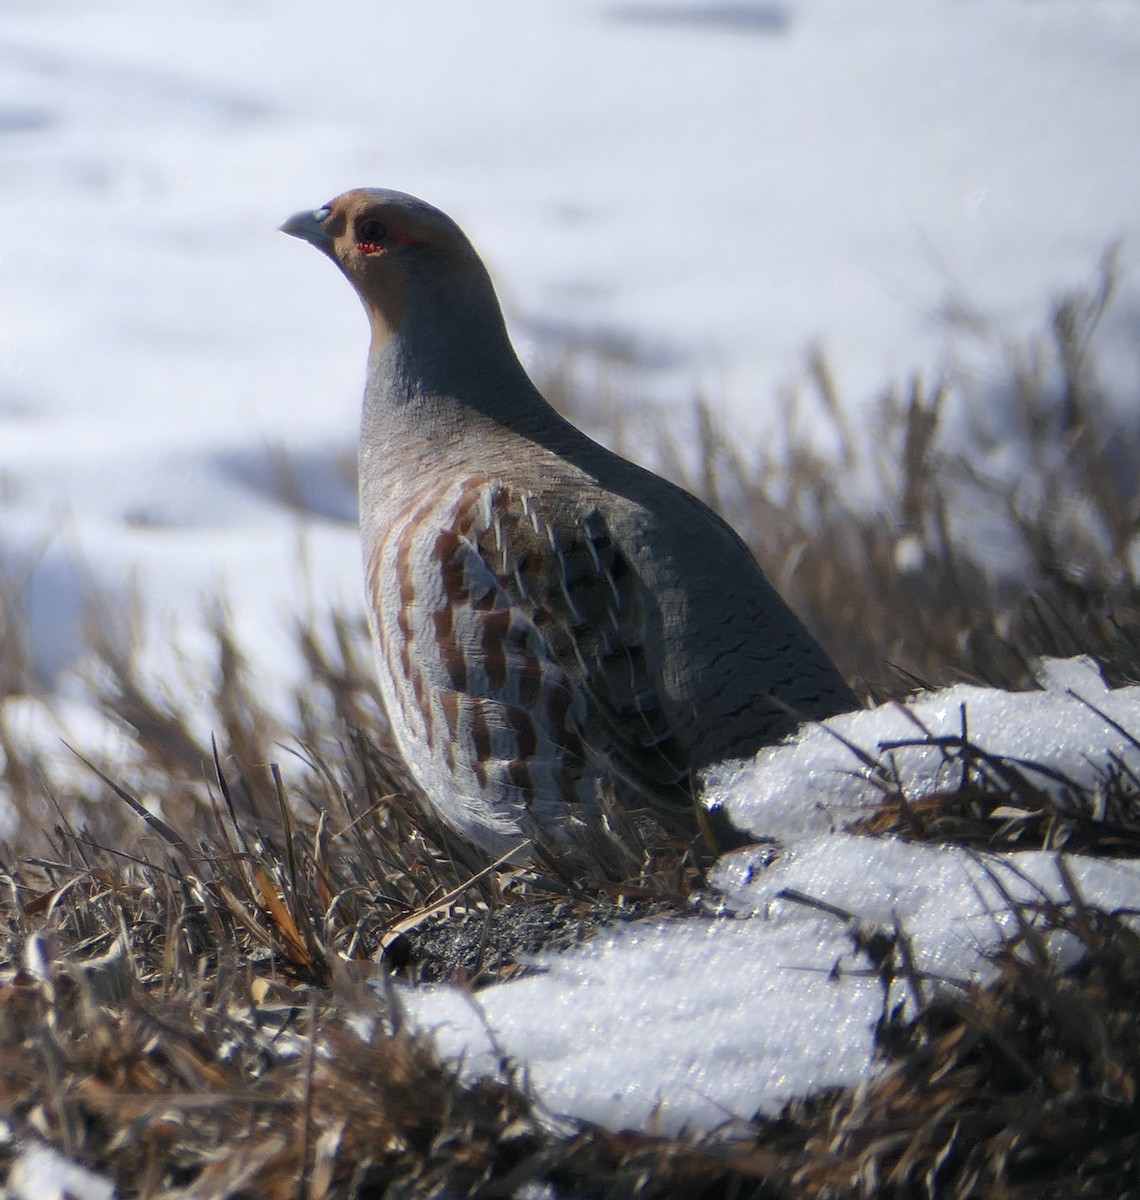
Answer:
[{"left": 281, "top": 188, "right": 475, "bottom": 346}]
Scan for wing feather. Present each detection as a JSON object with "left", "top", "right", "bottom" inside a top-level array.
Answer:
[{"left": 372, "top": 474, "right": 695, "bottom": 842}]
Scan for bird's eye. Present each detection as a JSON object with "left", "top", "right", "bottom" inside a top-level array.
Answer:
[{"left": 359, "top": 219, "right": 388, "bottom": 243}]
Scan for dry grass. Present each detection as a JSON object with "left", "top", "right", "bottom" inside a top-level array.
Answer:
[
  {"left": 846, "top": 704, "right": 1140, "bottom": 857},
  {"left": 0, "top": 789, "right": 1135, "bottom": 1198},
  {"left": 561, "top": 247, "right": 1140, "bottom": 702},
  {"left": 0, "top": 258, "right": 1137, "bottom": 1195}
]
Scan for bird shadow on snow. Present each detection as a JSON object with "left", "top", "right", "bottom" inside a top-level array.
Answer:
[
  {"left": 212, "top": 443, "right": 358, "bottom": 525},
  {"left": 603, "top": 2, "right": 791, "bottom": 36},
  {"left": 0, "top": 106, "right": 54, "bottom": 136}
]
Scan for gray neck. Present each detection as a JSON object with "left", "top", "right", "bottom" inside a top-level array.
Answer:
[{"left": 359, "top": 257, "right": 589, "bottom": 511}]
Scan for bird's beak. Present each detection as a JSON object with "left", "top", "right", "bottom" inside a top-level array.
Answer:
[{"left": 279, "top": 208, "right": 335, "bottom": 255}]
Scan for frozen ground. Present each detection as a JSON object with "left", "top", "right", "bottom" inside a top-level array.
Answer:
[
  {"left": 398, "top": 657, "right": 1140, "bottom": 1135},
  {"left": 1, "top": 0, "right": 1139, "bottom": 1154},
  {"left": 9, "top": 659, "right": 1140, "bottom": 1172},
  {"left": 2, "top": 0, "right": 1139, "bottom": 694}
]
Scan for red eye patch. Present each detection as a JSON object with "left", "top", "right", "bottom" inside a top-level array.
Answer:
[{"left": 356, "top": 228, "right": 417, "bottom": 255}]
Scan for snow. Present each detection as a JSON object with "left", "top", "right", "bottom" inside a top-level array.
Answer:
[
  {"left": 396, "top": 662, "right": 1140, "bottom": 1135},
  {"left": 3, "top": 0, "right": 1140, "bottom": 692},
  {"left": 2, "top": 0, "right": 1140, "bottom": 1146},
  {"left": 6, "top": 1143, "right": 114, "bottom": 1200},
  {"left": 402, "top": 840, "right": 1140, "bottom": 1136},
  {"left": 703, "top": 654, "right": 1140, "bottom": 841}
]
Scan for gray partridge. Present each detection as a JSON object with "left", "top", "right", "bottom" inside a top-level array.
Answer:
[{"left": 281, "top": 189, "right": 858, "bottom": 860}]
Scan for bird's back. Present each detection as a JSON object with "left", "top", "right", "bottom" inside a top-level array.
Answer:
[{"left": 484, "top": 428, "right": 857, "bottom": 769}]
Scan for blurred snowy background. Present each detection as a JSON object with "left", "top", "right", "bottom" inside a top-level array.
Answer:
[
  {"left": 2, "top": 0, "right": 1139, "bottom": 695},
  {"left": 3, "top": 0, "right": 1140, "bottom": 1154}
]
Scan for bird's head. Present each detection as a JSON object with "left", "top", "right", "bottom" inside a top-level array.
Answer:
[{"left": 280, "top": 188, "right": 493, "bottom": 353}]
